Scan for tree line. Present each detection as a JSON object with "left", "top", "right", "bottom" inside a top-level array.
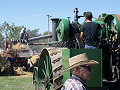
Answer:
[{"left": 0, "top": 21, "right": 51, "bottom": 50}]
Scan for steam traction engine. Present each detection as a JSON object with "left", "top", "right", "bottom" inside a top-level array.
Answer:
[{"left": 33, "top": 8, "right": 120, "bottom": 90}]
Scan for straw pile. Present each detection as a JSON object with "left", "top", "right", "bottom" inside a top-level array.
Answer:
[
  {"left": 12, "top": 42, "right": 27, "bottom": 51},
  {"left": 28, "top": 55, "right": 39, "bottom": 67},
  {"left": 14, "top": 67, "right": 25, "bottom": 75},
  {"left": 0, "top": 52, "right": 8, "bottom": 58}
]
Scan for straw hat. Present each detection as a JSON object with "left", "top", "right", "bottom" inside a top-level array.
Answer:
[{"left": 65, "top": 53, "right": 99, "bottom": 71}]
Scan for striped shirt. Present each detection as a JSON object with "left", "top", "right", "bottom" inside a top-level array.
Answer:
[{"left": 61, "top": 75, "right": 87, "bottom": 90}]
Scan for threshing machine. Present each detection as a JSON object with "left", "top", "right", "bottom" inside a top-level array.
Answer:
[
  {"left": 33, "top": 8, "right": 120, "bottom": 90},
  {"left": 1, "top": 39, "right": 33, "bottom": 74}
]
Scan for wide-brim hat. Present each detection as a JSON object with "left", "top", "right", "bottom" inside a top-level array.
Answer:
[{"left": 64, "top": 53, "right": 99, "bottom": 72}]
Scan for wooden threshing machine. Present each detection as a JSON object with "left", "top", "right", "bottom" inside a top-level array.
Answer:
[{"left": 32, "top": 8, "right": 120, "bottom": 90}]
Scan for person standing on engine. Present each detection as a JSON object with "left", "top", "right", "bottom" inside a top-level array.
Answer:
[
  {"left": 19, "top": 27, "right": 26, "bottom": 39},
  {"left": 80, "top": 12, "right": 101, "bottom": 49},
  {"left": 19, "top": 27, "right": 29, "bottom": 42}
]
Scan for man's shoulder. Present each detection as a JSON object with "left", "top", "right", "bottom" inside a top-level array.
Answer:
[
  {"left": 92, "top": 22, "right": 101, "bottom": 29},
  {"left": 62, "top": 78, "right": 83, "bottom": 89},
  {"left": 83, "top": 22, "right": 94, "bottom": 26},
  {"left": 81, "top": 22, "right": 92, "bottom": 29},
  {"left": 91, "top": 22, "right": 101, "bottom": 26},
  {"left": 87, "top": 22, "right": 101, "bottom": 28}
]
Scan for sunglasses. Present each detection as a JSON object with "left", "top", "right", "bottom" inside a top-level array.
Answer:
[{"left": 80, "top": 65, "right": 92, "bottom": 71}]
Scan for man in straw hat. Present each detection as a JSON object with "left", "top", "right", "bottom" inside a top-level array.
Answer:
[{"left": 61, "top": 53, "right": 99, "bottom": 90}]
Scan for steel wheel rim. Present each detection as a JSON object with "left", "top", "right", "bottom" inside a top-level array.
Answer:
[{"left": 38, "top": 49, "right": 53, "bottom": 90}]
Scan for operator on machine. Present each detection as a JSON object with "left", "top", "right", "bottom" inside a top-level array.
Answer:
[{"left": 80, "top": 12, "right": 101, "bottom": 49}]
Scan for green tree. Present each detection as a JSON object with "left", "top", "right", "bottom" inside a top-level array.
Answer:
[
  {"left": 0, "top": 21, "right": 42, "bottom": 40},
  {"left": 0, "top": 33, "right": 4, "bottom": 48},
  {"left": 0, "top": 21, "right": 22, "bottom": 40},
  {"left": 0, "top": 21, "right": 42, "bottom": 50},
  {"left": 43, "top": 31, "right": 52, "bottom": 35},
  {"left": 27, "top": 29, "right": 41, "bottom": 38}
]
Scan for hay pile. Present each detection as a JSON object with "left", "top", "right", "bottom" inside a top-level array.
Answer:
[
  {"left": 0, "top": 52, "right": 8, "bottom": 58},
  {"left": 28, "top": 55, "right": 40, "bottom": 67},
  {"left": 11, "top": 67, "right": 33, "bottom": 78},
  {"left": 14, "top": 67, "right": 26, "bottom": 75},
  {"left": 12, "top": 42, "right": 27, "bottom": 51}
]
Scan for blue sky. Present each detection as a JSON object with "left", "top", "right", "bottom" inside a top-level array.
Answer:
[{"left": 0, "top": 0, "right": 120, "bottom": 34}]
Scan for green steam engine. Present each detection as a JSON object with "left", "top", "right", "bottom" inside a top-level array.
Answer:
[{"left": 33, "top": 8, "right": 120, "bottom": 90}]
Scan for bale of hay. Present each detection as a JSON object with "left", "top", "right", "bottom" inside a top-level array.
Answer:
[{"left": 28, "top": 55, "right": 39, "bottom": 67}]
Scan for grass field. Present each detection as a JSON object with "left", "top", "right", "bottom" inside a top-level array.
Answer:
[{"left": 0, "top": 72, "right": 34, "bottom": 90}]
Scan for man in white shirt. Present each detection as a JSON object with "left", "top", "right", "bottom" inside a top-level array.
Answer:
[{"left": 19, "top": 27, "right": 26, "bottom": 39}]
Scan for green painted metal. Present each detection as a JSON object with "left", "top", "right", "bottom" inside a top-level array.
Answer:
[
  {"left": 62, "top": 49, "right": 71, "bottom": 83},
  {"left": 104, "top": 14, "right": 120, "bottom": 34},
  {"left": 37, "top": 49, "right": 53, "bottom": 90},
  {"left": 62, "top": 49, "right": 102, "bottom": 87},
  {"left": 104, "top": 14, "right": 120, "bottom": 43},
  {"left": 93, "top": 21, "right": 105, "bottom": 25},
  {"left": 93, "top": 21, "right": 105, "bottom": 39},
  {"left": 33, "top": 67, "right": 39, "bottom": 90},
  {"left": 56, "top": 19, "right": 69, "bottom": 42}
]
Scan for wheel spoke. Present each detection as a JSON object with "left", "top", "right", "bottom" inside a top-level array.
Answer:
[
  {"left": 49, "top": 83, "right": 53, "bottom": 90},
  {"left": 45, "top": 82, "right": 53, "bottom": 90},
  {"left": 42, "top": 68, "right": 47, "bottom": 77},
  {"left": 38, "top": 82, "right": 45, "bottom": 90},
  {"left": 46, "top": 55, "right": 51, "bottom": 76},
  {"left": 37, "top": 49, "right": 58, "bottom": 90}
]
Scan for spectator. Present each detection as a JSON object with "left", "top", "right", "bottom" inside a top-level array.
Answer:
[{"left": 61, "top": 53, "right": 99, "bottom": 90}]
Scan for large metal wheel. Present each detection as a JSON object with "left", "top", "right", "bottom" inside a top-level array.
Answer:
[
  {"left": 33, "top": 47, "right": 65, "bottom": 90},
  {"left": 33, "top": 67, "right": 39, "bottom": 90},
  {"left": 38, "top": 49, "right": 53, "bottom": 90},
  {"left": 56, "top": 19, "right": 69, "bottom": 42},
  {"left": 104, "top": 14, "right": 120, "bottom": 43},
  {"left": 68, "top": 34, "right": 84, "bottom": 49}
]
